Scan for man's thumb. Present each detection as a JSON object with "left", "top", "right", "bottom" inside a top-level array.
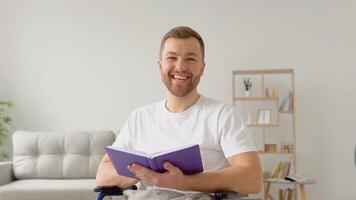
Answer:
[{"left": 163, "top": 162, "right": 181, "bottom": 174}]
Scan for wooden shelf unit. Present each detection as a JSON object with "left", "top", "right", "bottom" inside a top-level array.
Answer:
[{"left": 232, "top": 68, "right": 297, "bottom": 200}]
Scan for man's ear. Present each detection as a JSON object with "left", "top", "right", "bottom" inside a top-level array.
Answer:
[
  {"left": 200, "top": 62, "right": 206, "bottom": 76},
  {"left": 157, "top": 59, "right": 162, "bottom": 69}
]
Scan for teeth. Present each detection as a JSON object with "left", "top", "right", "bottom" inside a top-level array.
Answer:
[{"left": 173, "top": 75, "right": 188, "bottom": 80}]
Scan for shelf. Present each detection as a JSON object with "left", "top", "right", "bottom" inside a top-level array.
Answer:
[
  {"left": 233, "top": 69, "right": 293, "bottom": 75},
  {"left": 234, "top": 97, "right": 279, "bottom": 101},
  {"left": 279, "top": 110, "right": 294, "bottom": 114},
  {"left": 247, "top": 124, "right": 279, "bottom": 127}
]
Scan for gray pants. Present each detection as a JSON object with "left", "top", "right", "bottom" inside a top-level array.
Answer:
[{"left": 122, "top": 188, "right": 213, "bottom": 200}]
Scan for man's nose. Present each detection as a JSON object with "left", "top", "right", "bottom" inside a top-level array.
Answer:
[{"left": 174, "top": 59, "right": 186, "bottom": 70}]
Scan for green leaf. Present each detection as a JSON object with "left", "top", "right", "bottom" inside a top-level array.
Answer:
[
  {"left": 4, "top": 116, "right": 11, "bottom": 124},
  {"left": 0, "top": 98, "right": 13, "bottom": 160}
]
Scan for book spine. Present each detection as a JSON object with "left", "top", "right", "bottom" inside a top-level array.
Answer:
[
  {"left": 148, "top": 158, "right": 159, "bottom": 171},
  {"left": 272, "top": 161, "right": 282, "bottom": 178}
]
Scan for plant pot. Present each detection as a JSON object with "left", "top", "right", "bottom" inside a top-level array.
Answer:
[{"left": 245, "top": 90, "right": 251, "bottom": 97}]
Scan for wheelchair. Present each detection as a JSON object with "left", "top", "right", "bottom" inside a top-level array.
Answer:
[{"left": 94, "top": 185, "right": 248, "bottom": 200}]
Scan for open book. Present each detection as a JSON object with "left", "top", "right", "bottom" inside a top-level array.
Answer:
[{"left": 106, "top": 144, "right": 203, "bottom": 178}]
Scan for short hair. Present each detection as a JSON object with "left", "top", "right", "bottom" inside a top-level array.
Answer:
[{"left": 159, "top": 26, "right": 205, "bottom": 60}]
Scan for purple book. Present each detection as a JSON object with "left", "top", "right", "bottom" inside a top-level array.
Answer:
[{"left": 105, "top": 144, "right": 203, "bottom": 178}]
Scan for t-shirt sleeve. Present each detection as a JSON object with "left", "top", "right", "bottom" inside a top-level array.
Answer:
[
  {"left": 219, "top": 105, "right": 256, "bottom": 158},
  {"left": 112, "top": 115, "right": 134, "bottom": 149}
]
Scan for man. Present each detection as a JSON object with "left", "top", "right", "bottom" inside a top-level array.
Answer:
[{"left": 96, "top": 26, "right": 262, "bottom": 199}]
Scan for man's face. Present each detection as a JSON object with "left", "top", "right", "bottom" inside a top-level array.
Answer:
[{"left": 158, "top": 37, "right": 205, "bottom": 97}]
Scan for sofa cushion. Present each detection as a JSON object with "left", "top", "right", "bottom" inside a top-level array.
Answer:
[
  {"left": 12, "top": 130, "right": 115, "bottom": 179},
  {"left": 0, "top": 179, "right": 97, "bottom": 200}
]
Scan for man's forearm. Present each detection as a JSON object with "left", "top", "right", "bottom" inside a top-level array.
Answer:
[
  {"left": 185, "top": 164, "right": 262, "bottom": 194},
  {"left": 184, "top": 152, "right": 262, "bottom": 194},
  {"left": 96, "top": 155, "right": 138, "bottom": 187}
]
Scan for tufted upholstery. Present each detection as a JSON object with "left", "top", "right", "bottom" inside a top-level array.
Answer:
[{"left": 12, "top": 130, "right": 115, "bottom": 179}]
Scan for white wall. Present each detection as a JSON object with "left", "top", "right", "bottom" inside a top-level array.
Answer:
[{"left": 1, "top": 0, "right": 356, "bottom": 199}]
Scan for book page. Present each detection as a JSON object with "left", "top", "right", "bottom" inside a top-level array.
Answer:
[
  {"left": 149, "top": 144, "right": 203, "bottom": 175},
  {"left": 107, "top": 146, "right": 149, "bottom": 157},
  {"left": 151, "top": 144, "right": 198, "bottom": 158}
]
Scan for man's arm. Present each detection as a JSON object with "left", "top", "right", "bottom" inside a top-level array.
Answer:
[
  {"left": 129, "top": 151, "right": 262, "bottom": 194},
  {"left": 96, "top": 154, "right": 138, "bottom": 187},
  {"left": 186, "top": 151, "right": 262, "bottom": 193}
]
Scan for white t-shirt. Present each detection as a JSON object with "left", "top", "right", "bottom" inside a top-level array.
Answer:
[{"left": 113, "top": 96, "right": 256, "bottom": 172}]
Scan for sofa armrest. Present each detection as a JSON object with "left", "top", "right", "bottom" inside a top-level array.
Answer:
[{"left": 0, "top": 161, "right": 14, "bottom": 186}]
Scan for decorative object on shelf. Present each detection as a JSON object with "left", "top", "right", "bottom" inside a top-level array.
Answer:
[
  {"left": 0, "top": 99, "right": 13, "bottom": 161},
  {"left": 279, "top": 90, "right": 293, "bottom": 112},
  {"left": 271, "top": 160, "right": 292, "bottom": 178},
  {"left": 264, "top": 144, "right": 277, "bottom": 153},
  {"left": 243, "top": 78, "right": 252, "bottom": 97},
  {"left": 246, "top": 112, "right": 252, "bottom": 125},
  {"left": 281, "top": 144, "right": 294, "bottom": 153},
  {"left": 265, "top": 88, "right": 278, "bottom": 98},
  {"left": 257, "top": 109, "right": 271, "bottom": 124}
]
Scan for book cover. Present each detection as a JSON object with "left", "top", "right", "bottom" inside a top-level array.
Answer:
[{"left": 106, "top": 144, "right": 204, "bottom": 178}]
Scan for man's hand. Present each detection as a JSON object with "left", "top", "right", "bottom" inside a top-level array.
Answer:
[
  {"left": 128, "top": 162, "right": 188, "bottom": 190},
  {"left": 96, "top": 154, "right": 139, "bottom": 188}
]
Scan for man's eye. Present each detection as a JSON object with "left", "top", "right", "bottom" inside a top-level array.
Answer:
[
  {"left": 187, "top": 58, "right": 196, "bottom": 61},
  {"left": 167, "top": 57, "right": 176, "bottom": 60}
]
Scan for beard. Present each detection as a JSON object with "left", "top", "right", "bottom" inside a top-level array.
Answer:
[{"left": 161, "top": 71, "right": 201, "bottom": 97}]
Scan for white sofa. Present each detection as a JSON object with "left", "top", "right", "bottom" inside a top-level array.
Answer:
[{"left": 0, "top": 130, "right": 115, "bottom": 200}]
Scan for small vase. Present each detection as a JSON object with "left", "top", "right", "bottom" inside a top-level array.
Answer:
[{"left": 245, "top": 90, "right": 251, "bottom": 97}]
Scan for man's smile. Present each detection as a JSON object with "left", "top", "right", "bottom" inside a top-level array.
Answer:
[
  {"left": 171, "top": 74, "right": 189, "bottom": 80},
  {"left": 170, "top": 73, "right": 191, "bottom": 85}
]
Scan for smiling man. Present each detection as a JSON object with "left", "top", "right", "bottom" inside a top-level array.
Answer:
[
  {"left": 160, "top": 36, "right": 203, "bottom": 99},
  {"left": 96, "top": 26, "right": 262, "bottom": 200}
]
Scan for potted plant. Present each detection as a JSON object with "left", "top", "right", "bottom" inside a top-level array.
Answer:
[
  {"left": 0, "top": 99, "right": 13, "bottom": 161},
  {"left": 243, "top": 78, "right": 252, "bottom": 97}
]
